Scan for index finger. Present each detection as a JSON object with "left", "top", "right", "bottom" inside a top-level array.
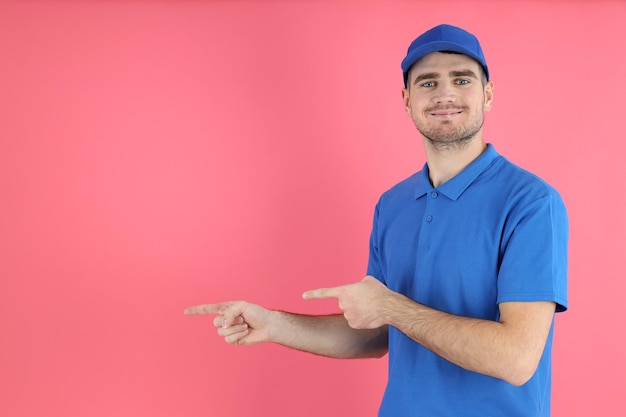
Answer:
[
  {"left": 184, "top": 302, "right": 229, "bottom": 316},
  {"left": 302, "top": 286, "right": 343, "bottom": 300}
]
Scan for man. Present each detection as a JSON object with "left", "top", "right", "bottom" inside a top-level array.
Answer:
[{"left": 185, "top": 24, "right": 568, "bottom": 416}]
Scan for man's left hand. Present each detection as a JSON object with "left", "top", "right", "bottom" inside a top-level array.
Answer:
[{"left": 303, "top": 276, "right": 393, "bottom": 329}]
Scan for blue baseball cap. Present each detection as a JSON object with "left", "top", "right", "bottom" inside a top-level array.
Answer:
[{"left": 401, "top": 24, "right": 489, "bottom": 87}]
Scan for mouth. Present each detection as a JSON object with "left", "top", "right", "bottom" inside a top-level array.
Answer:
[{"left": 429, "top": 109, "right": 464, "bottom": 118}]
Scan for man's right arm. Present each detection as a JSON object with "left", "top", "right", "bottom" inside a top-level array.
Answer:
[{"left": 184, "top": 301, "right": 388, "bottom": 359}]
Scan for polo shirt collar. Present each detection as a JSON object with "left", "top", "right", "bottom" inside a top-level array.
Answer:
[{"left": 414, "top": 143, "right": 499, "bottom": 201}]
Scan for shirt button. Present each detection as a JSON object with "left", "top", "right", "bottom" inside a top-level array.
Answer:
[
  {"left": 431, "top": 191, "right": 438, "bottom": 198},
  {"left": 426, "top": 215, "right": 433, "bottom": 222}
]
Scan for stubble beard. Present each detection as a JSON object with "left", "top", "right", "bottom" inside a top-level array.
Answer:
[{"left": 416, "top": 105, "right": 485, "bottom": 151}]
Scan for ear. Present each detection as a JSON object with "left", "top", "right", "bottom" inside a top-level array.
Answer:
[
  {"left": 401, "top": 88, "right": 412, "bottom": 116},
  {"left": 483, "top": 81, "right": 494, "bottom": 112}
]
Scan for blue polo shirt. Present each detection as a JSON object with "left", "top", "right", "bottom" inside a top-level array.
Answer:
[{"left": 367, "top": 144, "right": 568, "bottom": 417}]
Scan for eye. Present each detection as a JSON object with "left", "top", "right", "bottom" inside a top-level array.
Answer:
[
  {"left": 455, "top": 79, "right": 470, "bottom": 85},
  {"left": 421, "top": 81, "right": 436, "bottom": 88}
]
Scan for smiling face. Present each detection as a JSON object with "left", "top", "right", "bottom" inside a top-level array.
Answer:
[{"left": 402, "top": 52, "right": 494, "bottom": 150}]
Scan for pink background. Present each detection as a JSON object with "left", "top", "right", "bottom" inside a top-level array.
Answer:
[{"left": 1, "top": 1, "right": 624, "bottom": 416}]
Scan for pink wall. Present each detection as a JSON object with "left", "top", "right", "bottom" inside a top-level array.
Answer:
[{"left": 1, "top": 1, "right": 624, "bottom": 416}]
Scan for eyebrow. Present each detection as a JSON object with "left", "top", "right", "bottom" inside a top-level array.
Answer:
[
  {"left": 412, "top": 69, "right": 479, "bottom": 86},
  {"left": 412, "top": 72, "right": 439, "bottom": 86},
  {"left": 449, "top": 70, "right": 479, "bottom": 80}
]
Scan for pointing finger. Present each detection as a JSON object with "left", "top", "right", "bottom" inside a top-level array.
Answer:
[
  {"left": 184, "top": 302, "right": 230, "bottom": 316},
  {"left": 302, "top": 286, "right": 343, "bottom": 300}
]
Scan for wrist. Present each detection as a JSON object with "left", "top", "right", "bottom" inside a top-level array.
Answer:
[{"left": 382, "top": 292, "right": 418, "bottom": 328}]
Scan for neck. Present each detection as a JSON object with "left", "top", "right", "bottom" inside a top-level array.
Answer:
[{"left": 424, "top": 137, "right": 487, "bottom": 187}]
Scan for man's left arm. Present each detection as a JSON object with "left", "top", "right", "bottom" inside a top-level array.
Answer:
[{"left": 304, "top": 276, "right": 556, "bottom": 386}]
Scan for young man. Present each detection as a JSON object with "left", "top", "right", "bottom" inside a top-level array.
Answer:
[{"left": 185, "top": 24, "right": 569, "bottom": 417}]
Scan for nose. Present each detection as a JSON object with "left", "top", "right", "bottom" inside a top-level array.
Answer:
[{"left": 433, "top": 82, "right": 457, "bottom": 104}]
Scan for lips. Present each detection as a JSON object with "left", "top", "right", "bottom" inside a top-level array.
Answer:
[
  {"left": 427, "top": 107, "right": 465, "bottom": 119},
  {"left": 428, "top": 107, "right": 464, "bottom": 116}
]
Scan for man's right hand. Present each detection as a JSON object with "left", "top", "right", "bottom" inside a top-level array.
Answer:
[{"left": 184, "top": 301, "right": 273, "bottom": 346}]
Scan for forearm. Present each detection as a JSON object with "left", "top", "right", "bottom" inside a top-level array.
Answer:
[
  {"left": 383, "top": 293, "right": 553, "bottom": 386},
  {"left": 268, "top": 311, "right": 388, "bottom": 359}
]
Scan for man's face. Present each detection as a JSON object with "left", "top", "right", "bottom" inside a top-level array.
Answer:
[{"left": 402, "top": 52, "right": 494, "bottom": 150}]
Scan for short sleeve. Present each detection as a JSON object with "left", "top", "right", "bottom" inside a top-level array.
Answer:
[{"left": 497, "top": 191, "right": 569, "bottom": 312}]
